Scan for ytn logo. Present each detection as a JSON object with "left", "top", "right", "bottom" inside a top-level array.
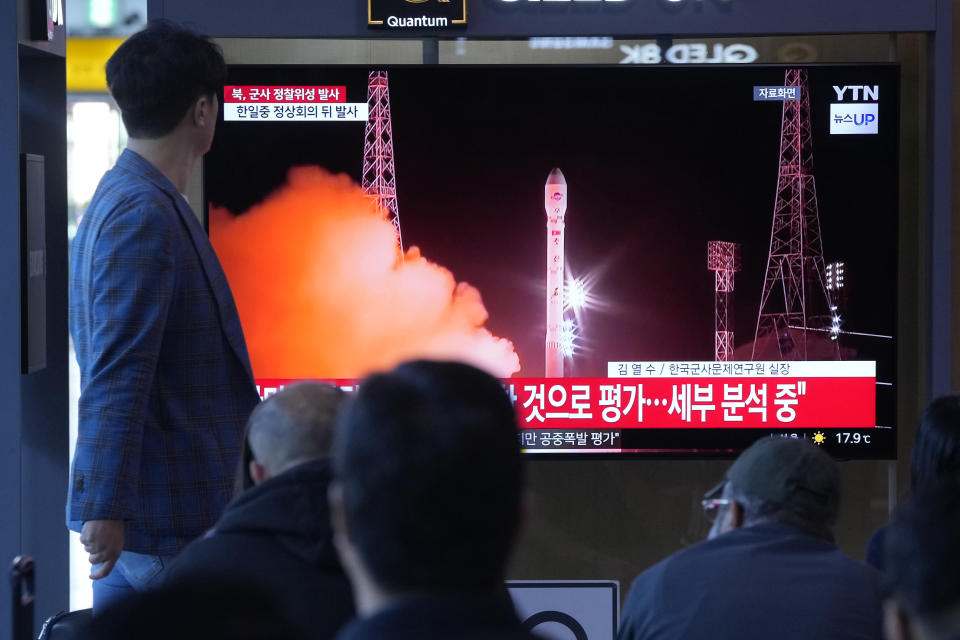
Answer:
[{"left": 832, "top": 85, "right": 879, "bottom": 101}]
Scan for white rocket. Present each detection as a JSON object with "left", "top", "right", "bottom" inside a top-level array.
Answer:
[{"left": 545, "top": 168, "right": 567, "bottom": 378}]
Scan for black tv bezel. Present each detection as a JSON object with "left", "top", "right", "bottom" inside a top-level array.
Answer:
[{"left": 203, "top": 62, "right": 900, "bottom": 461}]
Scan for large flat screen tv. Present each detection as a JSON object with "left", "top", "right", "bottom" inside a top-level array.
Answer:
[{"left": 205, "top": 64, "right": 898, "bottom": 458}]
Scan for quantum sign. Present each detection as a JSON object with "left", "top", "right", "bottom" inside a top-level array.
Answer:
[{"left": 368, "top": 0, "right": 467, "bottom": 28}]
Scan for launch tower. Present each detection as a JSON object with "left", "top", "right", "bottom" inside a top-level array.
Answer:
[
  {"left": 752, "top": 69, "right": 839, "bottom": 360},
  {"left": 362, "top": 70, "right": 403, "bottom": 254}
]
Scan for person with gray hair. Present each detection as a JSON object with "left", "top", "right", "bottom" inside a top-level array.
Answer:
[
  {"left": 618, "top": 437, "right": 883, "bottom": 640},
  {"left": 246, "top": 383, "right": 341, "bottom": 484},
  {"left": 165, "top": 382, "right": 355, "bottom": 639}
]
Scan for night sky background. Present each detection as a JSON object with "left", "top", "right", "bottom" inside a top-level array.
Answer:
[{"left": 205, "top": 65, "right": 898, "bottom": 396}]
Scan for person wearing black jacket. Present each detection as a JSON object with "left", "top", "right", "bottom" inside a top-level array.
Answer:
[
  {"left": 165, "top": 382, "right": 354, "bottom": 640},
  {"left": 330, "top": 361, "right": 541, "bottom": 640}
]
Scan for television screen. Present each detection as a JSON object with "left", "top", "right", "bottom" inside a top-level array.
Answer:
[{"left": 205, "top": 64, "right": 898, "bottom": 458}]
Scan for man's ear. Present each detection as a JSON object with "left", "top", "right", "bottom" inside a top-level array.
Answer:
[
  {"left": 727, "top": 500, "right": 745, "bottom": 530},
  {"left": 193, "top": 94, "right": 215, "bottom": 127},
  {"left": 883, "top": 599, "right": 914, "bottom": 640},
  {"left": 249, "top": 460, "right": 270, "bottom": 486}
]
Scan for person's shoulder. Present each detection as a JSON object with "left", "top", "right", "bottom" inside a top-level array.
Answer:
[
  {"left": 618, "top": 553, "right": 681, "bottom": 640},
  {"left": 822, "top": 542, "right": 884, "bottom": 589},
  {"left": 81, "top": 180, "right": 181, "bottom": 255},
  {"left": 86, "top": 164, "right": 178, "bottom": 225},
  {"left": 757, "top": 523, "right": 884, "bottom": 592},
  {"left": 622, "top": 550, "right": 680, "bottom": 615},
  {"left": 624, "top": 534, "right": 746, "bottom": 604},
  {"left": 644, "top": 534, "right": 728, "bottom": 575},
  {"left": 629, "top": 551, "right": 675, "bottom": 586}
]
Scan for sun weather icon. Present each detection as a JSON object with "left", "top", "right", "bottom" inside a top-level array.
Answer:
[{"left": 813, "top": 432, "right": 826, "bottom": 446}]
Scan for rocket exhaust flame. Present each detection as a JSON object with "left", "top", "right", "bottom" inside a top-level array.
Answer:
[{"left": 210, "top": 166, "right": 521, "bottom": 379}]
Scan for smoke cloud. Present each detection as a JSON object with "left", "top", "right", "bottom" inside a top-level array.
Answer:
[{"left": 210, "top": 166, "right": 521, "bottom": 380}]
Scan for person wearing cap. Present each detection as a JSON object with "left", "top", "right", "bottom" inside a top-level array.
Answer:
[{"left": 617, "top": 437, "right": 883, "bottom": 640}]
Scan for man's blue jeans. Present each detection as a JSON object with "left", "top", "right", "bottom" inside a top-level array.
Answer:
[{"left": 92, "top": 550, "right": 175, "bottom": 614}]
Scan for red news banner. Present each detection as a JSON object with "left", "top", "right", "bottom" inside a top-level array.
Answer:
[
  {"left": 255, "top": 360, "right": 876, "bottom": 431},
  {"left": 222, "top": 85, "right": 369, "bottom": 122},
  {"left": 223, "top": 86, "right": 347, "bottom": 103}
]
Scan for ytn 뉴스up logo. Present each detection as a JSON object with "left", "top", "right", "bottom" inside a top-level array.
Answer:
[{"left": 830, "top": 84, "right": 878, "bottom": 135}]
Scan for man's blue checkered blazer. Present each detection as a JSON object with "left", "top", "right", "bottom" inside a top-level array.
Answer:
[{"left": 68, "top": 149, "right": 261, "bottom": 555}]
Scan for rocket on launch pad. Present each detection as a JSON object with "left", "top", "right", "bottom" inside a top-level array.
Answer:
[{"left": 545, "top": 168, "right": 567, "bottom": 378}]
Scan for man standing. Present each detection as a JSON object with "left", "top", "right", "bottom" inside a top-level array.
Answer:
[
  {"left": 618, "top": 437, "right": 883, "bottom": 640},
  {"left": 165, "top": 382, "right": 355, "bottom": 639},
  {"left": 68, "top": 20, "right": 260, "bottom": 611},
  {"left": 330, "top": 360, "right": 541, "bottom": 640}
]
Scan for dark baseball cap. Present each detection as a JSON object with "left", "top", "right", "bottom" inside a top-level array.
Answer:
[{"left": 723, "top": 437, "right": 840, "bottom": 523}]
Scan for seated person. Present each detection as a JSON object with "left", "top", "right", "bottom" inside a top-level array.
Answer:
[
  {"left": 79, "top": 579, "right": 306, "bottom": 640},
  {"left": 165, "top": 382, "right": 354, "bottom": 640},
  {"left": 882, "top": 476, "right": 960, "bottom": 640},
  {"left": 618, "top": 437, "right": 883, "bottom": 640},
  {"left": 329, "top": 360, "right": 541, "bottom": 640},
  {"left": 867, "top": 394, "right": 960, "bottom": 570}
]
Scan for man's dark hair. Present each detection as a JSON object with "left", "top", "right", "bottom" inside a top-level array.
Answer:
[
  {"left": 334, "top": 360, "right": 523, "bottom": 593},
  {"left": 106, "top": 19, "right": 226, "bottom": 138},
  {"left": 910, "top": 394, "right": 960, "bottom": 492},
  {"left": 885, "top": 476, "right": 960, "bottom": 638}
]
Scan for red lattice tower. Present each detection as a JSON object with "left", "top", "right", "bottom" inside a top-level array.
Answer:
[
  {"left": 752, "top": 69, "right": 838, "bottom": 360},
  {"left": 362, "top": 70, "right": 403, "bottom": 254},
  {"left": 708, "top": 241, "right": 741, "bottom": 361}
]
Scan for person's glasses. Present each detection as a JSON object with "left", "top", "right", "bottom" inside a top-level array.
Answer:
[{"left": 701, "top": 498, "right": 732, "bottom": 523}]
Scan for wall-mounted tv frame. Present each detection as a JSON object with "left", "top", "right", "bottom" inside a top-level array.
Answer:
[{"left": 204, "top": 63, "right": 899, "bottom": 459}]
